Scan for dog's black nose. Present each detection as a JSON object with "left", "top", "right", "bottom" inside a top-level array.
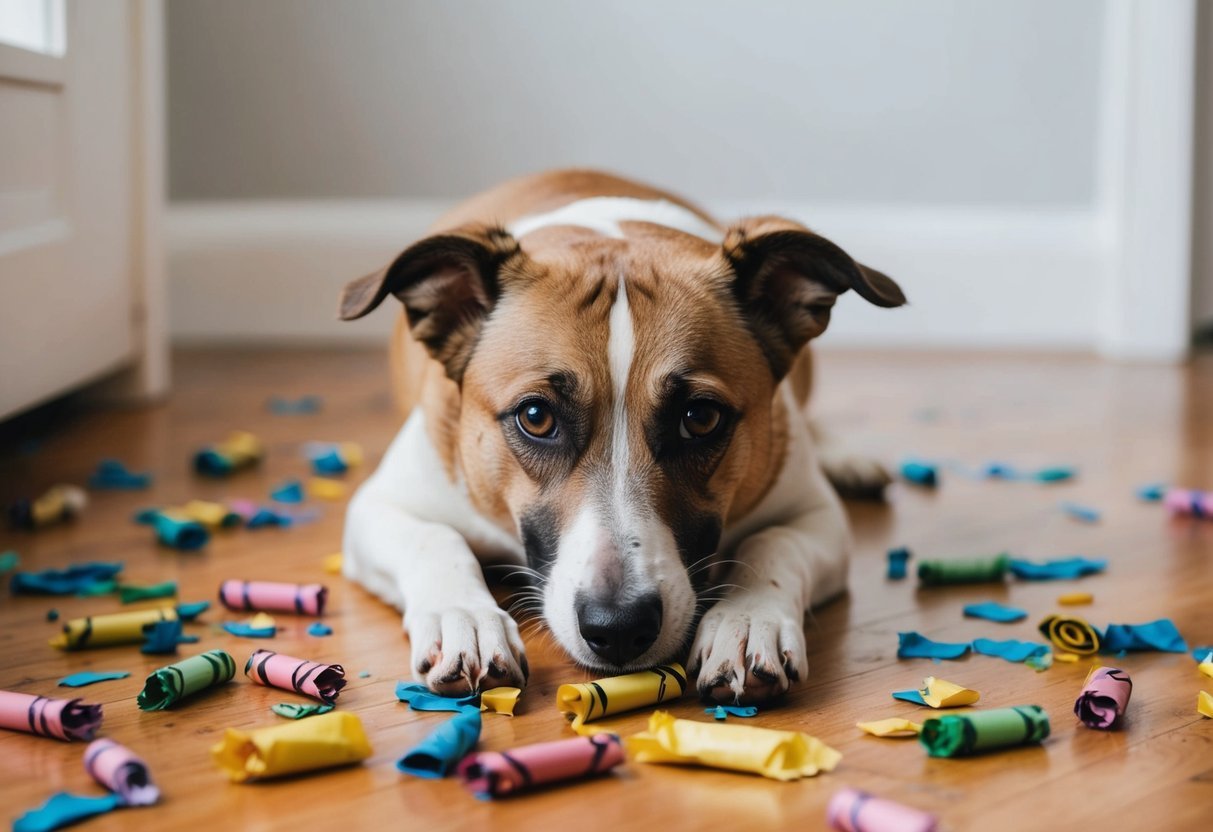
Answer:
[{"left": 576, "top": 593, "right": 662, "bottom": 667}]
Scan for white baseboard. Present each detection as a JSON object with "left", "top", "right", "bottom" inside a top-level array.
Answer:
[{"left": 167, "top": 199, "right": 1108, "bottom": 351}]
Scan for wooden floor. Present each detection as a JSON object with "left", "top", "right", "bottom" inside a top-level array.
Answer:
[{"left": 1, "top": 347, "right": 1211, "bottom": 831}]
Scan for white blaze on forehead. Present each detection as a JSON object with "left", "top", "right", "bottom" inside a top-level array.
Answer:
[
  {"left": 509, "top": 197, "right": 721, "bottom": 243},
  {"left": 607, "top": 277, "right": 634, "bottom": 508}
]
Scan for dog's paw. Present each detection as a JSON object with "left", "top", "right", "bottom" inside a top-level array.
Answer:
[
  {"left": 818, "top": 450, "right": 891, "bottom": 501},
  {"left": 405, "top": 604, "right": 528, "bottom": 697},
  {"left": 687, "top": 601, "right": 807, "bottom": 705}
]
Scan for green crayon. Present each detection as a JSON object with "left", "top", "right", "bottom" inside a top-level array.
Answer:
[
  {"left": 920, "top": 705, "right": 1050, "bottom": 757},
  {"left": 917, "top": 554, "right": 1010, "bottom": 585},
  {"left": 137, "top": 649, "right": 236, "bottom": 711}
]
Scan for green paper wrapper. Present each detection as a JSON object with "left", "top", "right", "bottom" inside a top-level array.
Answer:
[
  {"left": 120, "top": 581, "right": 178, "bottom": 604},
  {"left": 918, "top": 554, "right": 1010, "bottom": 585},
  {"left": 920, "top": 705, "right": 1050, "bottom": 757},
  {"left": 137, "top": 649, "right": 236, "bottom": 711},
  {"left": 271, "top": 703, "right": 334, "bottom": 720}
]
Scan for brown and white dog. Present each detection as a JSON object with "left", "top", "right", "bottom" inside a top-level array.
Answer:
[{"left": 339, "top": 170, "right": 905, "bottom": 703}]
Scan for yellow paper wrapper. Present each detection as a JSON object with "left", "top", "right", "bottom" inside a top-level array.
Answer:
[
  {"left": 1199, "top": 691, "right": 1213, "bottom": 719},
  {"left": 1055, "top": 653, "right": 1080, "bottom": 663},
  {"left": 1198, "top": 653, "right": 1213, "bottom": 680},
  {"left": 211, "top": 710, "right": 372, "bottom": 782},
  {"left": 626, "top": 711, "right": 840, "bottom": 781},
  {"left": 857, "top": 718, "right": 922, "bottom": 737},
  {"left": 1057, "top": 592, "right": 1093, "bottom": 606},
  {"left": 558, "top": 664, "right": 686, "bottom": 735},
  {"left": 918, "top": 676, "right": 980, "bottom": 708},
  {"left": 480, "top": 687, "right": 521, "bottom": 716},
  {"left": 323, "top": 553, "right": 344, "bottom": 575},
  {"left": 308, "top": 478, "right": 347, "bottom": 501},
  {"left": 51, "top": 606, "right": 178, "bottom": 650},
  {"left": 181, "top": 500, "right": 237, "bottom": 528}
]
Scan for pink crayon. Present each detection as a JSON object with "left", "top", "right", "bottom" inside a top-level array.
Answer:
[
  {"left": 1074, "top": 666, "right": 1132, "bottom": 729},
  {"left": 218, "top": 580, "right": 327, "bottom": 615},
  {"left": 84, "top": 738, "right": 160, "bottom": 806},
  {"left": 245, "top": 649, "right": 347, "bottom": 703},
  {"left": 0, "top": 690, "right": 102, "bottom": 742},
  {"left": 828, "top": 788, "right": 938, "bottom": 832},
  {"left": 456, "top": 733, "right": 624, "bottom": 799},
  {"left": 1164, "top": 488, "right": 1212, "bottom": 519}
]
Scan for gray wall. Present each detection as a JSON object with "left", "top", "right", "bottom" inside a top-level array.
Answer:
[{"left": 167, "top": 0, "right": 1106, "bottom": 205}]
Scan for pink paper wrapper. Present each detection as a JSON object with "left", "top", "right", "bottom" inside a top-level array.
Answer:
[
  {"left": 0, "top": 690, "right": 102, "bottom": 742},
  {"left": 1164, "top": 488, "right": 1212, "bottom": 518},
  {"left": 1074, "top": 666, "right": 1132, "bottom": 729},
  {"left": 456, "top": 733, "right": 624, "bottom": 799},
  {"left": 245, "top": 649, "right": 347, "bottom": 703},
  {"left": 84, "top": 738, "right": 160, "bottom": 806},
  {"left": 219, "top": 580, "right": 327, "bottom": 615},
  {"left": 828, "top": 788, "right": 938, "bottom": 832}
]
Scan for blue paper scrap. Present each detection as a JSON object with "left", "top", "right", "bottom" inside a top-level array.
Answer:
[
  {"left": 270, "top": 480, "right": 305, "bottom": 504},
  {"left": 396, "top": 707, "right": 482, "bottom": 779},
  {"left": 10, "top": 562, "right": 123, "bottom": 596},
  {"left": 221, "top": 620, "right": 277, "bottom": 639},
  {"left": 887, "top": 547, "right": 912, "bottom": 580},
  {"left": 58, "top": 671, "right": 132, "bottom": 688},
  {"left": 963, "top": 601, "right": 1028, "bottom": 624},
  {"left": 1008, "top": 557, "right": 1107, "bottom": 581},
  {"left": 1101, "top": 619, "right": 1187, "bottom": 653},
  {"left": 1060, "top": 502, "right": 1101, "bottom": 523},
  {"left": 396, "top": 682, "right": 479, "bottom": 713},
  {"left": 1136, "top": 483, "right": 1167, "bottom": 502},
  {"left": 972, "top": 638, "right": 1051, "bottom": 664},
  {"left": 13, "top": 792, "right": 122, "bottom": 832},
  {"left": 897, "top": 632, "right": 972, "bottom": 660},
  {"left": 268, "top": 395, "right": 323, "bottom": 414},
  {"left": 88, "top": 459, "right": 152, "bottom": 490},
  {"left": 307, "top": 621, "right": 333, "bottom": 637},
  {"left": 899, "top": 460, "right": 938, "bottom": 487},
  {"left": 706, "top": 705, "right": 759, "bottom": 720}
]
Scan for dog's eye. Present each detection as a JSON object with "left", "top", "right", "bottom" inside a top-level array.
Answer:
[
  {"left": 516, "top": 400, "right": 557, "bottom": 438},
  {"left": 679, "top": 401, "right": 723, "bottom": 440}
]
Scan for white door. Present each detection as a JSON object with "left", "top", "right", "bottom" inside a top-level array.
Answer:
[{"left": 0, "top": 0, "right": 160, "bottom": 419}]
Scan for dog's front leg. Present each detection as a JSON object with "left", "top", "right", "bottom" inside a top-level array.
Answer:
[
  {"left": 343, "top": 482, "right": 527, "bottom": 696},
  {"left": 688, "top": 494, "right": 849, "bottom": 704}
]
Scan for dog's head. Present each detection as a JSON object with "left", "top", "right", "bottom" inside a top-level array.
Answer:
[{"left": 341, "top": 215, "right": 904, "bottom": 672}]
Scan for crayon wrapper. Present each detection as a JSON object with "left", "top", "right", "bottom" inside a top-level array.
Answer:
[
  {"left": 245, "top": 649, "right": 347, "bottom": 703},
  {"left": 919, "top": 706, "right": 1050, "bottom": 757},
  {"left": 1074, "top": 666, "right": 1132, "bottom": 729},
  {"left": 50, "top": 606, "right": 178, "bottom": 650},
  {"left": 137, "top": 650, "right": 236, "bottom": 711},
  {"left": 557, "top": 663, "right": 686, "bottom": 734},
  {"left": 0, "top": 690, "right": 102, "bottom": 741},
  {"left": 219, "top": 580, "right": 327, "bottom": 616},
  {"left": 828, "top": 787, "right": 938, "bottom": 832},
  {"left": 212, "top": 711, "right": 372, "bottom": 782},
  {"left": 457, "top": 733, "right": 624, "bottom": 798},
  {"left": 1039, "top": 614, "right": 1100, "bottom": 655},
  {"left": 84, "top": 739, "right": 159, "bottom": 806},
  {"left": 397, "top": 708, "right": 482, "bottom": 778},
  {"left": 626, "top": 711, "right": 841, "bottom": 781}
]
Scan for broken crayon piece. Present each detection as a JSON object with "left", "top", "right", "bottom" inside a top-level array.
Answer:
[
  {"left": 245, "top": 649, "right": 346, "bottom": 703},
  {"left": 51, "top": 606, "right": 179, "bottom": 650},
  {"left": 557, "top": 664, "right": 687, "bottom": 734},
  {"left": 1164, "top": 488, "right": 1212, "bottom": 519},
  {"left": 1074, "top": 667, "right": 1131, "bottom": 729},
  {"left": 0, "top": 690, "right": 102, "bottom": 741},
  {"left": 194, "top": 431, "right": 263, "bottom": 477},
  {"left": 8, "top": 484, "right": 88, "bottom": 529},
  {"left": 137, "top": 650, "right": 236, "bottom": 711},
  {"left": 212, "top": 710, "right": 372, "bottom": 782},
  {"left": 919, "top": 706, "right": 1050, "bottom": 757},
  {"left": 219, "top": 580, "right": 327, "bottom": 616},
  {"left": 917, "top": 554, "right": 1009, "bottom": 585},
  {"left": 84, "top": 738, "right": 160, "bottom": 806},
  {"left": 457, "top": 733, "right": 624, "bottom": 799},
  {"left": 899, "top": 460, "right": 938, "bottom": 487},
  {"left": 827, "top": 787, "right": 939, "bottom": 832},
  {"left": 886, "top": 547, "right": 911, "bottom": 580}
]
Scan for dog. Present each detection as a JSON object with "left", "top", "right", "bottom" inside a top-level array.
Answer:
[{"left": 339, "top": 170, "right": 905, "bottom": 703}]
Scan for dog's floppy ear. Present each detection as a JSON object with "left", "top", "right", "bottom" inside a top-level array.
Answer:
[
  {"left": 722, "top": 216, "right": 905, "bottom": 377},
  {"left": 339, "top": 225, "right": 524, "bottom": 382}
]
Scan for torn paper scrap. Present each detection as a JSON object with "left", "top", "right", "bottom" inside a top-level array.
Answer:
[
  {"left": 893, "top": 677, "right": 979, "bottom": 708},
  {"left": 899, "top": 460, "right": 938, "bottom": 487},
  {"left": 828, "top": 787, "right": 939, "bottom": 832},
  {"left": 856, "top": 718, "right": 922, "bottom": 737},
  {"left": 1008, "top": 557, "right": 1106, "bottom": 581},
  {"left": 971, "top": 638, "right": 1051, "bottom": 664},
  {"left": 194, "top": 431, "right": 263, "bottom": 477},
  {"left": 58, "top": 671, "right": 131, "bottom": 688},
  {"left": 0, "top": 691, "right": 102, "bottom": 741},
  {"left": 219, "top": 579, "right": 327, "bottom": 615},
  {"left": 323, "top": 553, "right": 343, "bottom": 574},
  {"left": 119, "top": 581, "right": 177, "bottom": 604},
  {"left": 963, "top": 601, "right": 1027, "bottom": 623},
  {"left": 0, "top": 549, "right": 18, "bottom": 573},
  {"left": 896, "top": 632, "right": 971, "bottom": 660},
  {"left": 50, "top": 606, "right": 179, "bottom": 650},
  {"left": 396, "top": 683, "right": 479, "bottom": 713},
  {"left": 557, "top": 664, "right": 687, "bottom": 734},
  {"left": 221, "top": 614, "right": 277, "bottom": 639},
  {"left": 245, "top": 649, "right": 346, "bottom": 703},
  {"left": 8, "top": 484, "right": 88, "bottom": 530},
  {"left": 141, "top": 619, "right": 198, "bottom": 654},
  {"left": 307, "top": 622, "right": 333, "bottom": 637},
  {"left": 1200, "top": 691, "right": 1213, "bottom": 718},
  {"left": 1074, "top": 666, "right": 1131, "bottom": 730},
  {"left": 1058, "top": 592, "right": 1093, "bottom": 606},
  {"left": 212, "top": 710, "right": 372, "bottom": 782},
  {"left": 88, "top": 460, "right": 151, "bottom": 490},
  {"left": 148, "top": 512, "right": 210, "bottom": 550},
  {"left": 480, "top": 687, "right": 521, "bottom": 716},
  {"left": 1199, "top": 654, "right": 1213, "bottom": 679},
  {"left": 886, "top": 547, "right": 911, "bottom": 580},
  {"left": 1135, "top": 483, "right": 1166, "bottom": 502},
  {"left": 1060, "top": 502, "right": 1101, "bottom": 523},
  {"left": 706, "top": 705, "right": 759, "bottom": 720},
  {"left": 919, "top": 705, "right": 1050, "bottom": 757},
  {"left": 1164, "top": 488, "right": 1212, "bottom": 518},
  {"left": 84, "top": 738, "right": 160, "bottom": 806},
  {"left": 1100, "top": 619, "right": 1187, "bottom": 653},
  {"left": 457, "top": 733, "right": 624, "bottom": 799},
  {"left": 308, "top": 477, "right": 347, "bottom": 501},
  {"left": 1038, "top": 614, "right": 1100, "bottom": 655},
  {"left": 306, "top": 442, "right": 363, "bottom": 475},
  {"left": 12, "top": 792, "right": 121, "bottom": 832},
  {"left": 11, "top": 562, "right": 122, "bottom": 596},
  {"left": 397, "top": 707, "right": 482, "bottom": 779},
  {"left": 270, "top": 479, "right": 305, "bottom": 503},
  {"left": 917, "top": 554, "right": 1009, "bottom": 585},
  {"left": 626, "top": 711, "right": 840, "bottom": 781},
  {"left": 137, "top": 649, "right": 236, "bottom": 711},
  {"left": 272, "top": 702, "right": 334, "bottom": 719},
  {"left": 268, "top": 395, "right": 322, "bottom": 414}
]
